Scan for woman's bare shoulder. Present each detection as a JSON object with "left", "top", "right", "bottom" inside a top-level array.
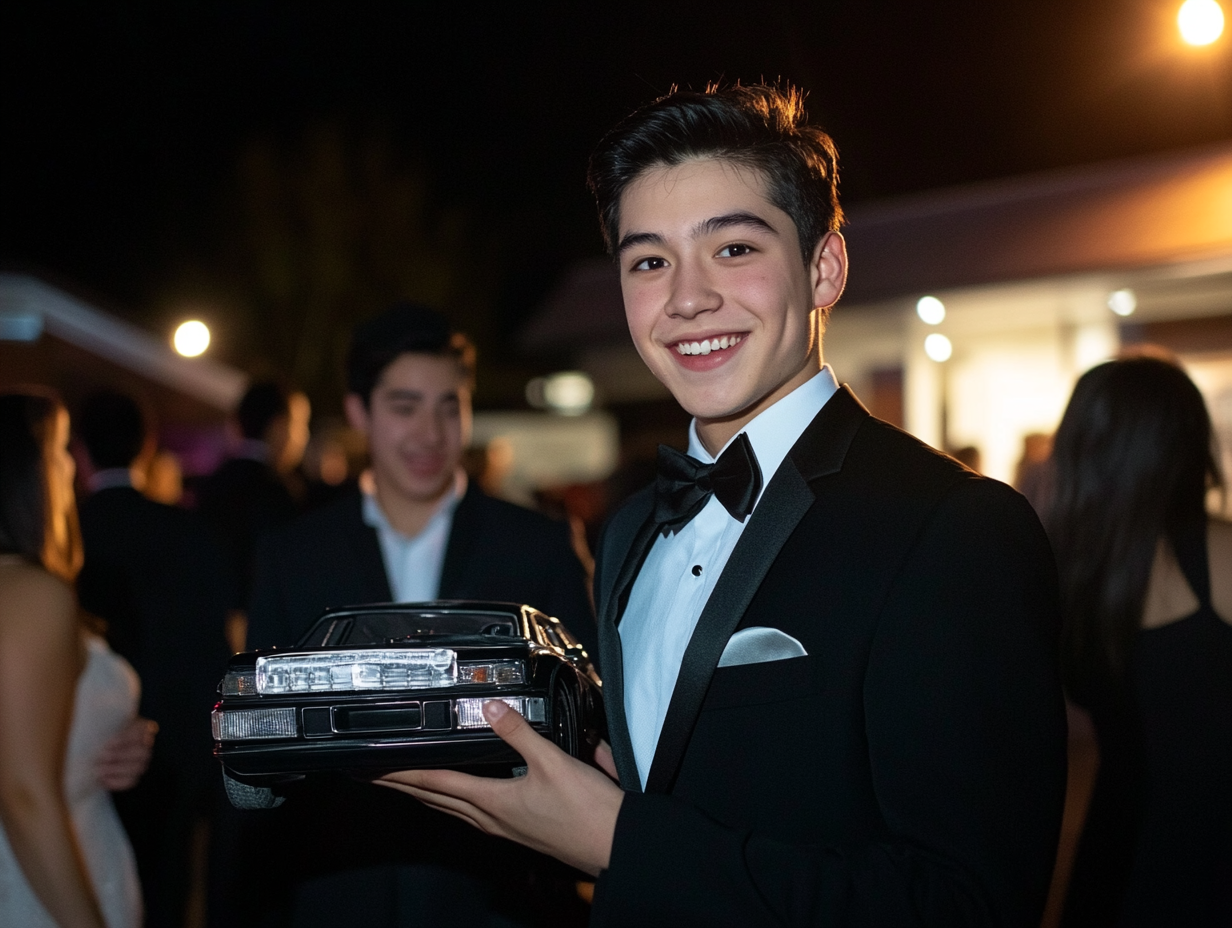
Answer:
[
  {"left": 0, "top": 560, "right": 75, "bottom": 630},
  {"left": 1207, "top": 518, "right": 1232, "bottom": 626}
]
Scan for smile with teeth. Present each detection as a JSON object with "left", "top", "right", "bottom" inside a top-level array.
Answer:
[{"left": 674, "top": 334, "right": 744, "bottom": 356}]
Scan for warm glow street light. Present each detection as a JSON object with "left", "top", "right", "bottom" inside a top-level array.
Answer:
[
  {"left": 924, "top": 333, "right": 953, "bottom": 362},
  {"left": 916, "top": 295, "right": 946, "bottom": 325},
  {"left": 1178, "top": 0, "right": 1225, "bottom": 46},
  {"left": 525, "top": 370, "right": 595, "bottom": 415},
  {"left": 173, "top": 320, "right": 210, "bottom": 357},
  {"left": 1107, "top": 288, "right": 1137, "bottom": 317}
]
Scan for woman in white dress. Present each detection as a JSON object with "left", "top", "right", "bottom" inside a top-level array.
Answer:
[{"left": 0, "top": 390, "right": 150, "bottom": 928}]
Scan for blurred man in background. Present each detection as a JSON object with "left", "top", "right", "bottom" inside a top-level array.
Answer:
[
  {"left": 197, "top": 379, "right": 309, "bottom": 650},
  {"left": 233, "top": 302, "right": 595, "bottom": 928},
  {"left": 74, "top": 389, "right": 234, "bottom": 928}
]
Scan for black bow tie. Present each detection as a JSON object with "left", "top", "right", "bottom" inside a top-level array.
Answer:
[{"left": 654, "top": 432, "right": 763, "bottom": 535}]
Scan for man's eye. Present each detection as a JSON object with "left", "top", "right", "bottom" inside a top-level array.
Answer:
[
  {"left": 390, "top": 404, "right": 417, "bottom": 416},
  {"left": 717, "top": 243, "right": 755, "bottom": 258},
  {"left": 630, "top": 256, "right": 668, "bottom": 272}
]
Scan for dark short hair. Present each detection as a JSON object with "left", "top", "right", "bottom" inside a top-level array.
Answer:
[
  {"left": 1047, "top": 354, "right": 1221, "bottom": 696},
  {"left": 587, "top": 83, "right": 843, "bottom": 263},
  {"left": 237, "top": 381, "right": 292, "bottom": 440},
  {"left": 345, "top": 302, "right": 476, "bottom": 405},
  {"left": 0, "top": 389, "right": 81, "bottom": 580},
  {"left": 77, "top": 390, "right": 147, "bottom": 469}
]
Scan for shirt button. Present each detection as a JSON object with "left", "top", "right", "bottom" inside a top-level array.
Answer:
[{"left": 691, "top": 564, "right": 703, "bottom": 577}]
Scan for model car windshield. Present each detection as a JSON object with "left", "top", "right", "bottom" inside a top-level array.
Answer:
[{"left": 297, "top": 611, "right": 520, "bottom": 648}]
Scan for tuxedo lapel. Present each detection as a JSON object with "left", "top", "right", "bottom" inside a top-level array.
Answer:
[
  {"left": 597, "top": 490, "right": 659, "bottom": 792},
  {"left": 643, "top": 386, "right": 869, "bottom": 794},
  {"left": 438, "top": 484, "right": 480, "bottom": 597}
]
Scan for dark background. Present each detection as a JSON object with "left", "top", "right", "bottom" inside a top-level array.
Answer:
[{"left": 3, "top": 1, "right": 1230, "bottom": 408}]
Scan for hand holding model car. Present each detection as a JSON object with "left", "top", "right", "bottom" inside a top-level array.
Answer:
[{"left": 212, "top": 601, "right": 605, "bottom": 809}]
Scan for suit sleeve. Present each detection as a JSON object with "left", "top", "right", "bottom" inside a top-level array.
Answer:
[
  {"left": 592, "top": 480, "right": 1067, "bottom": 927},
  {"left": 539, "top": 518, "right": 600, "bottom": 668}
]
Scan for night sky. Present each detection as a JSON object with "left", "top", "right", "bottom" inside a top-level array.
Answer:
[{"left": 3, "top": 1, "right": 1230, "bottom": 400}]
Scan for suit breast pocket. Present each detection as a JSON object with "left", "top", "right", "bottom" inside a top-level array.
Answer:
[{"left": 704, "top": 654, "right": 818, "bottom": 710}]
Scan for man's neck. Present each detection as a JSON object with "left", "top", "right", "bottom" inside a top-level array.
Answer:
[
  {"left": 694, "top": 358, "right": 823, "bottom": 457},
  {"left": 370, "top": 474, "right": 459, "bottom": 538}
]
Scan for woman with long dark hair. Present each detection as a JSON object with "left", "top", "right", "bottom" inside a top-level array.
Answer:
[
  {"left": 0, "top": 390, "right": 144, "bottom": 928},
  {"left": 1051, "top": 355, "right": 1232, "bottom": 926}
]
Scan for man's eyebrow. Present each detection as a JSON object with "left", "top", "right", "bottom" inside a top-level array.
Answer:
[
  {"left": 381, "top": 389, "right": 424, "bottom": 402},
  {"left": 616, "top": 230, "right": 665, "bottom": 254},
  {"left": 694, "top": 211, "right": 778, "bottom": 238},
  {"left": 616, "top": 212, "right": 776, "bottom": 254}
]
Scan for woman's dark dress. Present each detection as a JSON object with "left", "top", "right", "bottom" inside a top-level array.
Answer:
[{"left": 1063, "top": 528, "right": 1232, "bottom": 927}]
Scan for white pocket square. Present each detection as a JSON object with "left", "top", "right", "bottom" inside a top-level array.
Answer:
[{"left": 718, "top": 627, "right": 808, "bottom": 667}]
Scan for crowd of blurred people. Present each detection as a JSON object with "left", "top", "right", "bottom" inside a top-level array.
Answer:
[{"left": 2, "top": 303, "right": 1229, "bottom": 926}]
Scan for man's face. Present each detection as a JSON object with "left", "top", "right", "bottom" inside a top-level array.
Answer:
[
  {"left": 345, "top": 353, "right": 472, "bottom": 506},
  {"left": 617, "top": 158, "right": 846, "bottom": 448}
]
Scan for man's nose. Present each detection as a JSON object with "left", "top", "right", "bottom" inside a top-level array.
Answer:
[
  {"left": 411, "top": 410, "right": 446, "bottom": 446},
  {"left": 666, "top": 257, "right": 720, "bottom": 319}
]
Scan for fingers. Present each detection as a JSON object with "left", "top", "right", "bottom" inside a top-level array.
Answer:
[
  {"left": 378, "top": 767, "right": 492, "bottom": 799},
  {"left": 593, "top": 741, "right": 619, "bottom": 783},
  {"left": 482, "top": 699, "right": 554, "bottom": 761}
]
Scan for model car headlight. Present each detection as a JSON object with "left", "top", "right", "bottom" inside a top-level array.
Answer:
[
  {"left": 457, "top": 660, "right": 524, "bottom": 685},
  {"left": 255, "top": 649, "right": 457, "bottom": 694},
  {"left": 455, "top": 696, "right": 545, "bottom": 729},
  {"left": 212, "top": 707, "right": 297, "bottom": 740}
]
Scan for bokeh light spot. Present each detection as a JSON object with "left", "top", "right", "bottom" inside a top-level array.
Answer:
[
  {"left": 1178, "top": 0, "right": 1224, "bottom": 46},
  {"left": 916, "top": 295, "right": 946, "bottom": 325},
  {"left": 173, "top": 320, "right": 210, "bottom": 357},
  {"left": 1107, "top": 288, "right": 1137, "bottom": 317},
  {"left": 924, "top": 333, "right": 953, "bottom": 362}
]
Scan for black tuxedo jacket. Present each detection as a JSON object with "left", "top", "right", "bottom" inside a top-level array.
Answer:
[
  {"left": 77, "top": 486, "right": 233, "bottom": 763},
  {"left": 247, "top": 482, "right": 597, "bottom": 657},
  {"left": 196, "top": 456, "right": 299, "bottom": 605},
  {"left": 591, "top": 387, "right": 1067, "bottom": 927}
]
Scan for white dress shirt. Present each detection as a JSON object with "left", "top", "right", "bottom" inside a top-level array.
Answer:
[
  {"left": 362, "top": 472, "right": 465, "bottom": 603},
  {"left": 619, "top": 366, "right": 839, "bottom": 787}
]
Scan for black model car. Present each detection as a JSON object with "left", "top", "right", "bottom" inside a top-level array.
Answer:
[{"left": 212, "top": 601, "right": 604, "bottom": 809}]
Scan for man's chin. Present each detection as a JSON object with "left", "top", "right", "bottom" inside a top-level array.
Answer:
[{"left": 382, "top": 471, "right": 455, "bottom": 506}]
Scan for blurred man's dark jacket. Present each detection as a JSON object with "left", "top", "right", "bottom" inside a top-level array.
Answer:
[{"left": 77, "top": 483, "right": 233, "bottom": 927}]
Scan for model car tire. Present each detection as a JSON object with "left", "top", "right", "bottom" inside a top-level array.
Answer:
[
  {"left": 550, "top": 677, "right": 579, "bottom": 758},
  {"left": 223, "top": 770, "right": 285, "bottom": 810}
]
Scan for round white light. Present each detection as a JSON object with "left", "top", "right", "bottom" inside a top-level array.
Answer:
[
  {"left": 1107, "top": 288, "right": 1137, "bottom": 317},
  {"left": 1178, "top": 0, "right": 1224, "bottom": 45},
  {"left": 916, "top": 295, "right": 946, "bottom": 325},
  {"left": 542, "top": 371, "right": 595, "bottom": 416},
  {"left": 924, "top": 333, "right": 953, "bottom": 362},
  {"left": 173, "top": 320, "right": 210, "bottom": 357}
]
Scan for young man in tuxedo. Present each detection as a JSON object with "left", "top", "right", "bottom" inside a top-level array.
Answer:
[
  {"left": 379, "top": 86, "right": 1067, "bottom": 926},
  {"left": 229, "top": 304, "right": 595, "bottom": 927}
]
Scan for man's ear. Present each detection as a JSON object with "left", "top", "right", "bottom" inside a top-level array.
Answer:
[
  {"left": 343, "top": 393, "right": 371, "bottom": 437},
  {"left": 809, "top": 231, "right": 848, "bottom": 311}
]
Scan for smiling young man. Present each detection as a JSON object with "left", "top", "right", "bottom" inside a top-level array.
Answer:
[{"left": 379, "top": 86, "right": 1067, "bottom": 927}]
